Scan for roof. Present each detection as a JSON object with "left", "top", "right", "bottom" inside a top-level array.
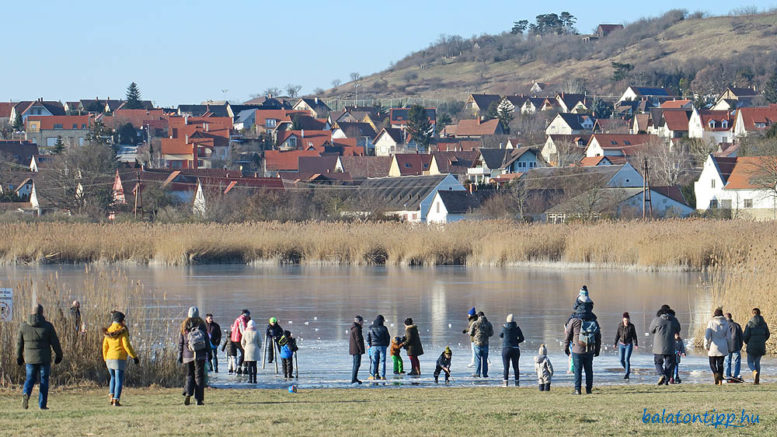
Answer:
[
  {"left": 431, "top": 151, "right": 479, "bottom": 174},
  {"left": 479, "top": 148, "right": 512, "bottom": 170},
  {"left": 503, "top": 95, "right": 529, "bottom": 107},
  {"left": 698, "top": 110, "right": 733, "bottom": 131},
  {"left": 24, "top": 101, "right": 66, "bottom": 116},
  {"left": 334, "top": 122, "right": 376, "bottom": 139},
  {"left": 630, "top": 87, "right": 670, "bottom": 97},
  {"left": 660, "top": 99, "right": 692, "bottom": 109},
  {"left": 265, "top": 150, "right": 321, "bottom": 172},
  {"left": 339, "top": 156, "right": 392, "bottom": 179},
  {"left": 26, "top": 115, "right": 91, "bottom": 130},
  {"left": 0, "top": 140, "right": 38, "bottom": 164},
  {"left": 393, "top": 154, "right": 432, "bottom": 176},
  {"left": 297, "top": 98, "right": 331, "bottom": 112},
  {"left": 557, "top": 93, "right": 587, "bottom": 111},
  {"left": 468, "top": 94, "right": 501, "bottom": 110},
  {"left": 651, "top": 186, "right": 688, "bottom": 205},
  {"left": 724, "top": 157, "right": 769, "bottom": 190},
  {"left": 711, "top": 156, "right": 738, "bottom": 184},
  {"left": 594, "top": 118, "right": 630, "bottom": 133},
  {"left": 298, "top": 155, "right": 340, "bottom": 175},
  {"left": 633, "top": 113, "right": 650, "bottom": 132},
  {"left": 524, "top": 164, "right": 630, "bottom": 191},
  {"left": 735, "top": 104, "right": 777, "bottom": 131},
  {"left": 454, "top": 118, "right": 501, "bottom": 137},
  {"left": 727, "top": 87, "right": 758, "bottom": 98},
  {"left": 556, "top": 113, "right": 594, "bottom": 131},
  {"left": 436, "top": 190, "right": 481, "bottom": 214},
  {"left": 662, "top": 110, "right": 690, "bottom": 131},
  {"left": 255, "top": 109, "right": 307, "bottom": 126},
  {"left": 106, "top": 109, "right": 166, "bottom": 128},
  {"left": 579, "top": 156, "right": 611, "bottom": 167},
  {"left": 545, "top": 187, "right": 646, "bottom": 214},
  {"left": 0, "top": 102, "right": 14, "bottom": 118},
  {"left": 277, "top": 130, "right": 331, "bottom": 151},
  {"left": 357, "top": 175, "right": 449, "bottom": 211},
  {"left": 589, "top": 134, "right": 654, "bottom": 148},
  {"left": 389, "top": 108, "right": 436, "bottom": 125},
  {"left": 375, "top": 127, "right": 409, "bottom": 145}
]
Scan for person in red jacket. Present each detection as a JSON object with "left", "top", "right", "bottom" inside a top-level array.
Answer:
[{"left": 230, "top": 309, "right": 250, "bottom": 374}]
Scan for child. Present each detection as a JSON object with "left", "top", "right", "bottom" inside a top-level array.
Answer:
[
  {"left": 434, "top": 347, "right": 452, "bottom": 384},
  {"left": 278, "top": 330, "right": 298, "bottom": 379},
  {"left": 534, "top": 344, "right": 553, "bottom": 391},
  {"left": 221, "top": 330, "right": 238, "bottom": 374},
  {"left": 672, "top": 332, "right": 686, "bottom": 384},
  {"left": 390, "top": 336, "right": 405, "bottom": 375}
]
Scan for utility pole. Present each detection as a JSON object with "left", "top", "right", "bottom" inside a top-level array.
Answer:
[
  {"left": 642, "top": 157, "right": 652, "bottom": 219},
  {"left": 133, "top": 169, "right": 143, "bottom": 218}
]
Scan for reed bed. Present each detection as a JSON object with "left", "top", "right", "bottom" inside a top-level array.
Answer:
[
  {"left": 0, "top": 219, "right": 772, "bottom": 269},
  {"left": 0, "top": 269, "right": 182, "bottom": 387}
]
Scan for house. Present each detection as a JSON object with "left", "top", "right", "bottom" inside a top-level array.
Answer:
[
  {"left": 465, "top": 94, "right": 502, "bottom": 116},
  {"left": 0, "top": 140, "right": 38, "bottom": 165},
  {"left": 595, "top": 24, "right": 624, "bottom": 38},
  {"left": 388, "top": 153, "right": 433, "bottom": 177},
  {"left": 429, "top": 151, "right": 479, "bottom": 179},
  {"left": 234, "top": 109, "right": 257, "bottom": 131},
  {"left": 276, "top": 130, "right": 331, "bottom": 151},
  {"left": 502, "top": 95, "right": 529, "bottom": 112},
  {"left": 585, "top": 134, "right": 655, "bottom": 158},
  {"left": 528, "top": 82, "right": 558, "bottom": 96},
  {"left": 660, "top": 99, "right": 693, "bottom": 110},
  {"left": 161, "top": 117, "right": 231, "bottom": 169},
  {"left": 544, "top": 186, "right": 693, "bottom": 223},
  {"left": 427, "top": 190, "right": 482, "bottom": 224},
  {"left": 654, "top": 110, "right": 690, "bottom": 139},
  {"left": 263, "top": 150, "right": 320, "bottom": 176},
  {"left": 293, "top": 98, "right": 331, "bottom": 118},
  {"left": 25, "top": 115, "right": 91, "bottom": 149},
  {"left": 694, "top": 155, "right": 776, "bottom": 220},
  {"left": 331, "top": 122, "right": 376, "bottom": 151},
  {"left": 555, "top": 93, "right": 589, "bottom": 113},
  {"left": 467, "top": 148, "right": 512, "bottom": 184},
  {"left": 450, "top": 118, "right": 503, "bottom": 138},
  {"left": 10, "top": 100, "right": 66, "bottom": 123},
  {"left": 431, "top": 138, "right": 481, "bottom": 152},
  {"left": 578, "top": 156, "right": 613, "bottom": 166},
  {"left": 373, "top": 127, "right": 417, "bottom": 156},
  {"left": 545, "top": 113, "right": 595, "bottom": 135},
  {"left": 521, "top": 97, "right": 556, "bottom": 114},
  {"left": 0, "top": 102, "right": 14, "bottom": 127},
  {"left": 688, "top": 109, "right": 733, "bottom": 145},
  {"left": 104, "top": 108, "right": 166, "bottom": 130},
  {"left": 389, "top": 108, "right": 436, "bottom": 129},
  {"left": 712, "top": 87, "right": 758, "bottom": 111},
  {"left": 733, "top": 104, "right": 777, "bottom": 137},
  {"left": 339, "top": 156, "right": 392, "bottom": 179},
  {"left": 177, "top": 103, "right": 231, "bottom": 118},
  {"left": 593, "top": 118, "right": 630, "bottom": 134},
  {"left": 254, "top": 109, "right": 308, "bottom": 135},
  {"left": 541, "top": 134, "right": 590, "bottom": 166},
  {"left": 353, "top": 174, "right": 465, "bottom": 223},
  {"left": 617, "top": 86, "right": 670, "bottom": 104}
]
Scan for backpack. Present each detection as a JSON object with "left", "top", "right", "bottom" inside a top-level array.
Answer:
[
  {"left": 187, "top": 327, "right": 208, "bottom": 353},
  {"left": 578, "top": 320, "right": 599, "bottom": 352}
]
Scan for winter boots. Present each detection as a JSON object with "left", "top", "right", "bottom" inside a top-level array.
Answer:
[{"left": 503, "top": 380, "right": 509, "bottom": 387}]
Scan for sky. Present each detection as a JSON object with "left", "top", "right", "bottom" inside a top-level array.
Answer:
[{"left": 3, "top": 0, "right": 776, "bottom": 106}]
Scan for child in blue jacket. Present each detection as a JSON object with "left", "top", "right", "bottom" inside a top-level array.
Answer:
[{"left": 278, "top": 330, "right": 298, "bottom": 379}]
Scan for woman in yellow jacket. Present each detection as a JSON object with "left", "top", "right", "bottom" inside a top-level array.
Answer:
[{"left": 102, "top": 311, "right": 138, "bottom": 406}]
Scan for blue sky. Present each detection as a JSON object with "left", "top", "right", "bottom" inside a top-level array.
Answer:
[{"left": 4, "top": 0, "right": 775, "bottom": 106}]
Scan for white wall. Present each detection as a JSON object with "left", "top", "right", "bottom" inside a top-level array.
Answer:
[{"left": 694, "top": 156, "right": 726, "bottom": 210}]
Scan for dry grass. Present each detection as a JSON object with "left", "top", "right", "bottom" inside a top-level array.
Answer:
[
  {"left": 0, "top": 269, "right": 181, "bottom": 388},
  {"left": 0, "top": 219, "right": 771, "bottom": 269}
]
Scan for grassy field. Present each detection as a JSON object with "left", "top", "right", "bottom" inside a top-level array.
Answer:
[{"left": 0, "top": 384, "right": 773, "bottom": 436}]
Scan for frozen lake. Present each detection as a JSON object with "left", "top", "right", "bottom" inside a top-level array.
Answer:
[{"left": 3, "top": 264, "right": 771, "bottom": 389}]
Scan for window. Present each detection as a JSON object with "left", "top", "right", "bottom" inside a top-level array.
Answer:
[
  {"left": 529, "top": 162, "right": 536, "bottom": 168},
  {"left": 72, "top": 124, "right": 78, "bottom": 129},
  {"left": 624, "top": 140, "right": 631, "bottom": 145},
  {"left": 744, "top": 199, "right": 753, "bottom": 208},
  {"left": 288, "top": 137, "right": 297, "bottom": 147},
  {"left": 710, "top": 199, "right": 718, "bottom": 208},
  {"left": 711, "top": 179, "right": 716, "bottom": 189},
  {"left": 709, "top": 120, "right": 716, "bottom": 129},
  {"left": 46, "top": 137, "right": 58, "bottom": 146},
  {"left": 81, "top": 124, "right": 86, "bottom": 129},
  {"left": 436, "top": 202, "right": 440, "bottom": 213},
  {"left": 722, "top": 120, "right": 728, "bottom": 129},
  {"left": 721, "top": 199, "right": 732, "bottom": 209},
  {"left": 53, "top": 123, "right": 63, "bottom": 129},
  {"left": 266, "top": 119, "right": 277, "bottom": 128}
]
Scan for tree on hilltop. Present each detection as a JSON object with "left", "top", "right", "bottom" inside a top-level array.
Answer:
[{"left": 125, "top": 82, "right": 143, "bottom": 109}]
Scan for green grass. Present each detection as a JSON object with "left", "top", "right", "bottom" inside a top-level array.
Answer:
[{"left": 0, "top": 384, "right": 774, "bottom": 436}]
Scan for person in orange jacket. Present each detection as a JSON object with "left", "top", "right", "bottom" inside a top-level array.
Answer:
[{"left": 102, "top": 311, "right": 138, "bottom": 406}]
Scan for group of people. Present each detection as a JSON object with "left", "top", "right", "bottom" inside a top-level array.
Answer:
[{"left": 12, "top": 286, "right": 773, "bottom": 410}]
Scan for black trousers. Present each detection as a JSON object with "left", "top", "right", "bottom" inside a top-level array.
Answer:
[
  {"left": 709, "top": 356, "right": 725, "bottom": 375},
  {"left": 434, "top": 365, "right": 450, "bottom": 381},
  {"left": 245, "top": 361, "right": 257, "bottom": 382},
  {"left": 282, "top": 358, "right": 293, "bottom": 378},
  {"left": 502, "top": 348, "right": 520, "bottom": 382},
  {"left": 184, "top": 360, "right": 206, "bottom": 401}
]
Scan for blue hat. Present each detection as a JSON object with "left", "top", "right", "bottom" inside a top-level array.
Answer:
[{"left": 468, "top": 307, "right": 476, "bottom": 316}]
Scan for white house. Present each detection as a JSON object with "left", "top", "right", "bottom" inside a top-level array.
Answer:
[
  {"left": 544, "top": 186, "right": 693, "bottom": 223},
  {"left": 688, "top": 108, "right": 733, "bottom": 146},
  {"left": 617, "top": 86, "right": 670, "bottom": 104},
  {"left": 584, "top": 134, "right": 654, "bottom": 158},
  {"left": 545, "top": 113, "right": 595, "bottom": 135},
  {"left": 373, "top": 128, "right": 417, "bottom": 156},
  {"left": 355, "top": 174, "right": 465, "bottom": 222},
  {"left": 694, "top": 155, "right": 777, "bottom": 220},
  {"left": 427, "top": 190, "right": 481, "bottom": 224},
  {"left": 733, "top": 104, "right": 777, "bottom": 138}
]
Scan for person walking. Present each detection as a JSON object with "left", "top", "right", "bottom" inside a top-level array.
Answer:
[
  {"left": 349, "top": 315, "right": 365, "bottom": 384},
  {"left": 266, "top": 317, "right": 284, "bottom": 364},
  {"left": 499, "top": 313, "right": 524, "bottom": 387},
  {"left": 564, "top": 296, "right": 601, "bottom": 395},
  {"left": 743, "top": 307, "right": 770, "bottom": 385},
  {"left": 230, "top": 310, "right": 250, "bottom": 374},
  {"left": 463, "top": 308, "right": 478, "bottom": 368},
  {"left": 614, "top": 312, "right": 638, "bottom": 380},
  {"left": 366, "top": 314, "right": 390, "bottom": 380},
  {"left": 16, "top": 304, "right": 63, "bottom": 410},
  {"left": 205, "top": 314, "right": 222, "bottom": 373},
  {"left": 724, "top": 312, "right": 743, "bottom": 382},
  {"left": 404, "top": 318, "right": 424, "bottom": 376},
  {"left": 649, "top": 304, "right": 681, "bottom": 385},
  {"left": 178, "top": 306, "right": 211, "bottom": 405},
  {"left": 102, "top": 311, "right": 139, "bottom": 406},
  {"left": 69, "top": 300, "right": 82, "bottom": 334},
  {"left": 704, "top": 308, "right": 730, "bottom": 385},
  {"left": 469, "top": 311, "right": 494, "bottom": 378},
  {"left": 241, "top": 320, "right": 262, "bottom": 384}
]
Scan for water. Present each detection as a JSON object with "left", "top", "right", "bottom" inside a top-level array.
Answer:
[{"left": 2, "top": 264, "right": 770, "bottom": 389}]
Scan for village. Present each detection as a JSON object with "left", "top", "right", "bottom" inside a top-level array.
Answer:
[{"left": 1, "top": 75, "right": 777, "bottom": 224}]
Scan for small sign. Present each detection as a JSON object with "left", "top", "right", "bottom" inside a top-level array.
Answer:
[{"left": 0, "top": 288, "right": 12, "bottom": 322}]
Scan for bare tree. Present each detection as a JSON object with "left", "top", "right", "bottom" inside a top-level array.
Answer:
[
  {"left": 285, "top": 84, "right": 302, "bottom": 98},
  {"left": 350, "top": 72, "right": 361, "bottom": 82},
  {"left": 331, "top": 79, "right": 341, "bottom": 90},
  {"left": 263, "top": 87, "right": 282, "bottom": 97},
  {"left": 554, "top": 139, "right": 585, "bottom": 167},
  {"left": 630, "top": 137, "right": 693, "bottom": 185}
]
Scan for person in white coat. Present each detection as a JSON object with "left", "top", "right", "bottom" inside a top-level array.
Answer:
[
  {"left": 241, "top": 320, "right": 262, "bottom": 384},
  {"left": 704, "top": 308, "right": 730, "bottom": 385}
]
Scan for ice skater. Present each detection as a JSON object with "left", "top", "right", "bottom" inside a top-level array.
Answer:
[{"left": 434, "top": 347, "right": 452, "bottom": 384}]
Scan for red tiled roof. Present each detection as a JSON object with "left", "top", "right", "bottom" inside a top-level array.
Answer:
[
  {"left": 454, "top": 118, "right": 501, "bottom": 137},
  {"left": 0, "top": 102, "right": 14, "bottom": 118},
  {"left": 662, "top": 111, "right": 690, "bottom": 131},
  {"left": 660, "top": 100, "right": 692, "bottom": 109},
  {"left": 107, "top": 109, "right": 165, "bottom": 129},
  {"left": 736, "top": 104, "right": 777, "bottom": 132},
  {"left": 394, "top": 153, "right": 433, "bottom": 176},
  {"left": 265, "top": 150, "right": 320, "bottom": 171},
  {"left": 277, "top": 130, "right": 332, "bottom": 151},
  {"left": 161, "top": 138, "right": 195, "bottom": 155},
  {"left": 725, "top": 157, "right": 770, "bottom": 189},
  {"left": 26, "top": 115, "right": 91, "bottom": 130},
  {"left": 579, "top": 156, "right": 611, "bottom": 167},
  {"left": 699, "top": 110, "right": 732, "bottom": 131},
  {"left": 589, "top": 134, "right": 654, "bottom": 148}
]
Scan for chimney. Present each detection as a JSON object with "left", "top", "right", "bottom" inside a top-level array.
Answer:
[
  {"left": 315, "top": 97, "right": 319, "bottom": 104},
  {"left": 205, "top": 123, "right": 209, "bottom": 132},
  {"left": 301, "top": 129, "right": 305, "bottom": 138},
  {"left": 185, "top": 134, "right": 189, "bottom": 143}
]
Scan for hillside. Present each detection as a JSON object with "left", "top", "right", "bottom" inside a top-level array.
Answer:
[{"left": 322, "top": 10, "right": 777, "bottom": 103}]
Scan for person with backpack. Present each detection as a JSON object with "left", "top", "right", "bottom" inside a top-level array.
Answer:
[
  {"left": 102, "top": 311, "right": 138, "bottom": 407},
  {"left": 366, "top": 314, "right": 391, "bottom": 380},
  {"left": 404, "top": 318, "right": 424, "bottom": 376},
  {"left": 278, "top": 330, "right": 298, "bottom": 380},
  {"left": 266, "top": 317, "right": 284, "bottom": 365},
  {"left": 469, "top": 311, "right": 494, "bottom": 378},
  {"left": 349, "top": 315, "right": 365, "bottom": 384},
  {"left": 230, "top": 310, "right": 250, "bottom": 374},
  {"left": 499, "top": 313, "right": 524, "bottom": 387},
  {"left": 241, "top": 320, "right": 262, "bottom": 384},
  {"left": 16, "top": 304, "right": 63, "bottom": 410},
  {"left": 724, "top": 313, "right": 744, "bottom": 382},
  {"left": 463, "top": 307, "right": 478, "bottom": 368},
  {"left": 564, "top": 293, "right": 601, "bottom": 395},
  {"left": 614, "top": 312, "right": 638, "bottom": 380},
  {"left": 649, "top": 304, "right": 681, "bottom": 385},
  {"left": 178, "top": 306, "right": 211, "bottom": 405},
  {"left": 705, "top": 308, "right": 730, "bottom": 385},
  {"left": 205, "top": 314, "right": 221, "bottom": 373},
  {"left": 743, "top": 307, "right": 770, "bottom": 385},
  {"left": 534, "top": 344, "right": 553, "bottom": 391}
]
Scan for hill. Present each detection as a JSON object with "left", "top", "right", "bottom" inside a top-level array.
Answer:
[{"left": 322, "top": 10, "right": 777, "bottom": 104}]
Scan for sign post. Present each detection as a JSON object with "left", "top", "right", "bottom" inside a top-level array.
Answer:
[{"left": 0, "top": 288, "right": 12, "bottom": 322}]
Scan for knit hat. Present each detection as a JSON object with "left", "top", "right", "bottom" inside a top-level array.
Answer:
[
  {"left": 444, "top": 346, "right": 452, "bottom": 355},
  {"left": 404, "top": 318, "right": 413, "bottom": 326},
  {"left": 538, "top": 344, "right": 547, "bottom": 356},
  {"left": 111, "top": 311, "right": 125, "bottom": 323},
  {"left": 506, "top": 314, "right": 514, "bottom": 323},
  {"left": 242, "top": 309, "right": 250, "bottom": 316},
  {"left": 32, "top": 303, "right": 43, "bottom": 315},
  {"left": 354, "top": 315, "right": 363, "bottom": 323},
  {"left": 622, "top": 312, "right": 630, "bottom": 319},
  {"left": 188, "top": 306, "right": 199, "bottom": 318},
  {"left": 247, "top": 320, "right": 256, "bottom": 330},
  {"left": 269, "top": 317, "right": 277, "bottom": 324},
  {"left": 468, "top": 307, "right": 476, "bottom": 317}
]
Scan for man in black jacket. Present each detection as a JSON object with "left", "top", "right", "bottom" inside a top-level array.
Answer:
[
  {"left": 16, "top": 304, "right": 63, "bottom": 410},
  {"left": 266, "top": 317, "right": 283, "bottom": 364},
  {"left": 366, "top": 315, "right": 391, "bottom": 380},
  {"left": 205, "top": 314, "right": 222, "bottom": 373},
  {"left": 725, "top": 313, "right": 744, "bottom": 381},
  {"left": 349, "top": 315, "right": 365, "bottom": 384}
]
